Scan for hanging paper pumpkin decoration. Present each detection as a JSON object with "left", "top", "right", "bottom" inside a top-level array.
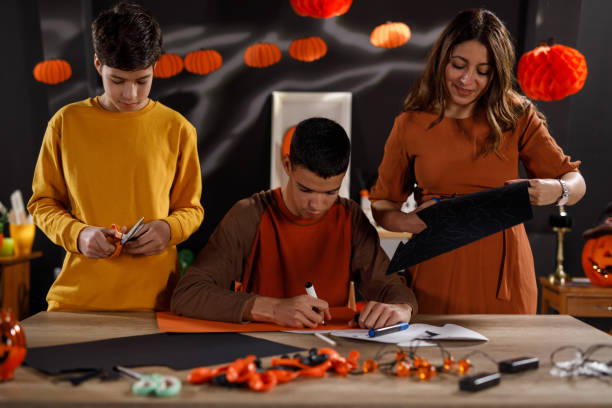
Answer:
[
  {"left": 184, "top": 50, "right": 223, "bottom": 75},
  {"left": 282, "top": 126, "right": 296, "bottom": 157},
  {"left": 582, "top": 235, "right": 612, "bottom": 287},
  {"left": 244, "top": 43, "right": 282, "bottom": 68},
  {"left": 370, "top": 22, "right": 411, "bottom": 49},
  {"left": 0, "top": 309, "right": 27, "bottom": 380},
  {"left": 153, "top": 53, "right": 184, "bottom": 78},
  {"left": 289, "top": 37, "right": 327, "bottom": 62},
  {"left": 33, "top": 59, "right": 72, "bottom": 85},
  {"left": 517, "top": 43, "right": 587, "bottom": 101},
  {"left": 290, "top": 0, "right": 352, "bottom": 18}
]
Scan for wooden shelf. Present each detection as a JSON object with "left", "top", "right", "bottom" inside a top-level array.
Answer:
[
  {"left": 539, "top": 276, "right": 612, "bottom": 317},
  {"left": 0, "top": 251, "right": 43, "bottom": 265}
]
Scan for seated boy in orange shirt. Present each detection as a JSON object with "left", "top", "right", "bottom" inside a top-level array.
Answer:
[{"left": 172, "top": 117, "right": 416, "bottom": 329}]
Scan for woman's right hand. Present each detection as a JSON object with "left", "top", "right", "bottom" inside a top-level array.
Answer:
[
  {"left": 77, "top": 226, "right": 122, "bottom": 258},
  {"left": 372, "top": 198, "right": 438, "bottom": 234},
  {"left": 409, "top": 198, "right": 439, "bottom": 233}
]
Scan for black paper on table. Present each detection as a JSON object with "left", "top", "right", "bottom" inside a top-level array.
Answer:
[
  {"left": 387, "top": 181, "right": 533, "bottom": 274},
  {"left": 25, "top": 332, "right": 304, "bottom": 375}
]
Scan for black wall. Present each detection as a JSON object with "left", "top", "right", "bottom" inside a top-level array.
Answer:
[{"left": 1, "top": 0, "right": 609, "bottom": 317}]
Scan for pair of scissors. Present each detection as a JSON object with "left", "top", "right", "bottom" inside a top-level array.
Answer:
[
  {"left": 107, "top": 217, "right": 145, "bottom": 258},
  {"left": 115, "top": 366, "right": 181, "bottom": 397}
]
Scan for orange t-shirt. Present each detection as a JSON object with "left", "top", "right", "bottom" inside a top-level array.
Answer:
[{"left": 247, "top": 189, "right": 351, "bottom": 306}]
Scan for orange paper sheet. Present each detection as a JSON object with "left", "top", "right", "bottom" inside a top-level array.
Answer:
[{"left": 157, "top": 307, "right": 357, "bottom": 333}]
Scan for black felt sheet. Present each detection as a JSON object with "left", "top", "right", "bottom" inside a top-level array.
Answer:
[
  {"left": 387, "top": 182, "right": 533, "bottom": 274},
  {"left": 25, "top": 332, "right": 303, "bottom": 375}
]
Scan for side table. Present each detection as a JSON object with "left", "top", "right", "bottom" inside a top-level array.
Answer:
[
  {"left": 0, "top": 251, "right": 42, "bottom": 320},
  {"left": 539, "top": 276, "right": 612, "bottom": 317}
]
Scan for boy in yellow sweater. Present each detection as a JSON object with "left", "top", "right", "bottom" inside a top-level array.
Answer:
[{"left": 27, "top": 2, "right": 204, "bottom": 311}]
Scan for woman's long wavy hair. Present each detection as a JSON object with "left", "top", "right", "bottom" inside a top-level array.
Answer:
[{"left": 402, "top": 9, "right": 545, "bottom": 156}]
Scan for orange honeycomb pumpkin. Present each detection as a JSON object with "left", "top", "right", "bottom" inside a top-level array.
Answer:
[
  {"left": 184, "top": 50, "right": 223, "bottom": 75},
  {"left": 290, "top": 0, "right": 352, "bottom": 18},
  {"left": 244, "top": 43, "right": 282, "bottom": 68},
  {"left": 33, "top": 59, "right": 72, "bottom": 85},
  {"left": 289, "top": 37, "right": 327, "bottom": 62},
  {"left": 581, "top": 235, "right": 612, "bottom": 287},
  {"left": 517, "top": 43, "right": 587, "bottom": 101},
  {"left": 370, "top": 22, "right": 411, "bottom": 49},
  {"left": 153, "top": 53, "right": 184, "bottom": 78}
]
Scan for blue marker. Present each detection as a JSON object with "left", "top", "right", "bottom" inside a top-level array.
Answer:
[{"left": 368, "top": 322, "right": 410, "bottom": 338}]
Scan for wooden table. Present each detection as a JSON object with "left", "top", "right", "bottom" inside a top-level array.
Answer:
[
  {"left": 3, "top": 312, "right": 611, "bottom": 407},
  {"left": 539, "top": 277, "right": 612, "bottom": 317},
  {"left": 0, "top": 251, "right": 42, "bottom": 320}
]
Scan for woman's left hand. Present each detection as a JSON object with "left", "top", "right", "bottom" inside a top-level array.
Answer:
[{"left": 505, "top": 178, "right": 562, "bottom": 206}]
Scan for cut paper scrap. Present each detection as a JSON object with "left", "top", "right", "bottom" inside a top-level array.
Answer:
[
  {"left": 157, "top": 307, "right": 357, "bottom": 333},
  {"left": 331, "top": 323, "right": 488, "bottom": 346}
]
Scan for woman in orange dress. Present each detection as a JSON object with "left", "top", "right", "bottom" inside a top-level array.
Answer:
[{"left": 369, "top": 9, "right": 586, "bottom": 314}]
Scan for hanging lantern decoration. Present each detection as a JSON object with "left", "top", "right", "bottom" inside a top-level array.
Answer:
[
  {"left": 153, "top": 53, "right": 184, "bottom": 78},
  {"left": 244, "top": 43, "right": 282, "bottom": 68},
  {"left": 290, "top": 0, "right": 352, "bottom": 18},
  {"left": 517, "top": 43, "right": 587, "bottom": 101},
  {"left": 289, "top": 37, "right": 327, "bottom": 62},
  {"left": 282, "top": 126, "right": 296, "bottom": 157},
  {"left": 0, "top": 309, "right": 27, "bottom": 380},
  {"left": 184, "top": 50, "right": 223, "bottom": 75},
  {"left": 582, "top": 235, "right": 612, "bottom": 287},
  {"left": 370, "top": 22, "right": 411, "bottom": 49},
  {"left": 33, "top": 59, "right": 72, "bottom": 85}
]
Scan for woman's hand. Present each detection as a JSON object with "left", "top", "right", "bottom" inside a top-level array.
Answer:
[
  {"left": 505, "top": 178, "right": 563, "bottom": 205},
  {"left": 123, "top": 220, "right": 171, "bottom": 256},
  {"left": 506, "top": 171, "right": 585, "bottom": 206},
  {"left": 372, "top": 198, "right": 438, "bottom": 233}
]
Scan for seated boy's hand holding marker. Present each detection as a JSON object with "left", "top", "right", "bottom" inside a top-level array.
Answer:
[{"left": 245, "top": 295, "right": 331, "bottom": 329}]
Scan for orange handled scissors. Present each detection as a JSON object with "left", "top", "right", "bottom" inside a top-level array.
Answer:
[{"left": 107, "top": 217, "right": 145, "bottom": 258}]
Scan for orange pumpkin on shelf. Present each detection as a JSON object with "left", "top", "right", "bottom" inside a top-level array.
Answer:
[
  {"left": 153, "top": 53, "right": 184, "bottom": 78},
  {"left": 581, "top": 235, "right": 612, "bottom": 287},
  {"left": 517, "top": 43, "right": 587, "bottom": 101},
  {"left": 290, "top": 0, "right": 352, "bottom": 18},
  {"left": 244, "top": 43, "right": 282, "bottom": 68},
  {"left": 289, "top": 37, "right": 327, "bottom": 62},
  {"left": 0, "top": 309, "right": 27, "bottom": 381},
  {"left": 33, "top": 59, "right": 72, "bottom": 85},
  {"left": 184, "top": 50, "right": 223, "bottom": 75},
  {"left": 370, "top": 22, "right": 411, "bottom": 49}
]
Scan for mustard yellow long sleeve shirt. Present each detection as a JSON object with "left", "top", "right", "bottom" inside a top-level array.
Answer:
[{"left": 28, "top": 97, "right": 204, "bottom": 311}]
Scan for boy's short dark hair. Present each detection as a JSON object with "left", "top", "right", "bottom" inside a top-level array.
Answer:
[
  {"left": 290, "top": 117, "right": 350, "bottom": 178},
  {"left": 92, "top": 2, "right": 162, "bottom": 70}
]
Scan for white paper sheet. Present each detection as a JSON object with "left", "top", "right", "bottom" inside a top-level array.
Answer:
[{"left": 329, "top": 323, "right": 488, "bottom": 346}]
